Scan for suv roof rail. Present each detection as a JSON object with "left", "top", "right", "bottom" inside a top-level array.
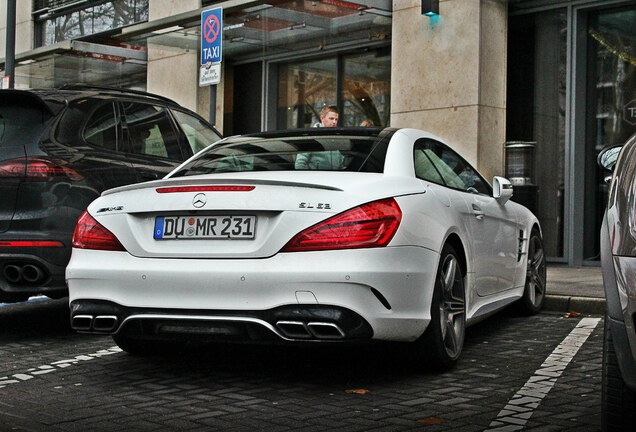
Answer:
[{"left": 58, "top": 84, "right": 177, "bottom": 105}]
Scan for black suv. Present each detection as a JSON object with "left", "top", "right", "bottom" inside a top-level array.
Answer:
[{"left": 0, "top": 86, "right": 221, "bottom": 302}]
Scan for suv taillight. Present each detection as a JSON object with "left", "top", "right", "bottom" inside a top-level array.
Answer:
[
  {"left": 0, "top": 157, "right": 82, "bottom": 181},
  {"left": 72, "top": 211, "right": 125, "bottom": 251},
  {"left": 281, "top": 198, "right": 402, "bottom": 252}
]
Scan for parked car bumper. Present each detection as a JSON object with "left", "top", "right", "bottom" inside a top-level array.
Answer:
[
  {"left": 67, "top": 246, "right": 439, "bottom": 342},
  {"left": 0, "top": 230, "right": 70, "bottom": 300}
]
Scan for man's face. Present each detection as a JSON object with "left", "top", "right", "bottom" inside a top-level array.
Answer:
[{"left": 321, "top": 111, "right": 339, "bottom": 127}]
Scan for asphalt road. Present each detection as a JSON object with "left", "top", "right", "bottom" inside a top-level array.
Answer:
[{"left": 0, "top": 299, "right": 602, "bottom": 432}]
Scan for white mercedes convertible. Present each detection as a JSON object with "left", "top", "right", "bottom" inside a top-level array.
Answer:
[{"left": 67, "top": 127, "right": 546, "bottom": 369}]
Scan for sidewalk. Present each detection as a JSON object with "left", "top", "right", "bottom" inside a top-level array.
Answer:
[{"left": 545, "top": 264, "right": 605, "bottom": 314}]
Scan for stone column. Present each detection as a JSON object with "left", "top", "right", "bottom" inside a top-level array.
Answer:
[{"left": 391, "top": 0, "right": 507, "bottom": 181}]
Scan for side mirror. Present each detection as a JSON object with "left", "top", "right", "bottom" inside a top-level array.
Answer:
[
  {"left": 493, "top": 176, "right": 513, "bottom": 205},
  {"left": 597, "top": 145, "right": 622, "bottom": 172}
]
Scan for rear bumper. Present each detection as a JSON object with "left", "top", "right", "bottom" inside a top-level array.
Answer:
[
  {"left": 70, "top": 300, "right": 373, "bottom": 343},
  {"left": 67, "top": 246, "right": 439, "bottom": 342}
]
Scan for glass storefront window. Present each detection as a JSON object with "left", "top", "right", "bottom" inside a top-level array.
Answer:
[
  {"left": 35, "top": 0, "right": 148, "bottom": 47},
  {"left": 277, "top": 50, "right": 391, "bottom": 130},
  {"left": 218, "top": 1, "right": 391, "bottom": 134},
  {"left": 342, "top": 50, "right": 391, "bottom": 127},
  {"left": 278, "top": 58, "right": 337, "bottom": 129},
  {"left": 583, "top": 7, "right": 636, "bottom": 261},
  {"left": 221, "top": 1, "right": 391, "bottom": 61},
  {"left": 507, "top": 10, "right": 568, "bottom": 258}
]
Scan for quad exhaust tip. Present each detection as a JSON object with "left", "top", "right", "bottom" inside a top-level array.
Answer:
[
  {"left": 71, "top": 315, "right": 118, "bottom": 332},
  {"left": 2, "top": 263, "right": 47, "bottom": 284},
  {"left": 276, "top": 320, "right": 345, "bottom": 340},
  {"left": 22, "top": 264, "right": 45, "bottom": 283},
  {"left": 3, "top": 265, "right": 22, "bottom": 283},
  {"left": 307, "top": 322, "right": 346, "bottom": 339}
]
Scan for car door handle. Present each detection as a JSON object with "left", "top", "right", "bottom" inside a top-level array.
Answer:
[{"left": 472, "top": 204, "right": 484, "bottom": 220}]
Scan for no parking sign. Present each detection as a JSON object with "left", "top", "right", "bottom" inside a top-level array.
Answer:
[{"left": 200, "top": 7, "right": 222, "bottom": 86}]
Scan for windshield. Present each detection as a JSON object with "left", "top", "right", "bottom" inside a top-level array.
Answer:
[{"left": 170, "top": 130, "right": 394, "bottom": 178}]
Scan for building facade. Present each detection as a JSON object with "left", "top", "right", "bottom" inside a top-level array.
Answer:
[{"left": 1, "top": 0, "right": 635, "bottom": 265}]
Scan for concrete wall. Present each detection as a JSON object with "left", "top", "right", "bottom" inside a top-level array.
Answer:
[{"left": 390, "top": 0, "right": 507, "bottom": 180}]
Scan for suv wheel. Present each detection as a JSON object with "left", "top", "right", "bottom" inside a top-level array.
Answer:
[{"left": 601, "top": 314, "right": 636, "bottom": 431}]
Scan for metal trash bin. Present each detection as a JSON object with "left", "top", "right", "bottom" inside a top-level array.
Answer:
[{"left": 505, "top": 141, "right": 538, "bottom": 214}]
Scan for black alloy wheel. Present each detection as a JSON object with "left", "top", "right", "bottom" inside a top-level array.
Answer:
[
  {"left": 519, "top": 228, "right": 546, "bottom": 315},
  {"left": 418, "top": 243, "right": 466, "bottom": 370}
]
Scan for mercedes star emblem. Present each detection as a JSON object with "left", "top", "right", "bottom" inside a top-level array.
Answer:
[{"left": 192, "top": 193, "right": 207, "bottom": 208}]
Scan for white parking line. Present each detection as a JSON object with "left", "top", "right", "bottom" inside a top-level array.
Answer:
[
  {"left": 0, "top": 346, "right": 122, "bottom": 389},
  {"left": 485, "top": 317, "right": 601, "bottom": 432}
]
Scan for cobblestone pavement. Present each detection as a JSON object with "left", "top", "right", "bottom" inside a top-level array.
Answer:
[{"left": 0, "top": 299, "right": 602, "bottom": 432}]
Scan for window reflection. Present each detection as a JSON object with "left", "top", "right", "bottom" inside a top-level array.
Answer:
[
  {"left": 278, "top": 59, "right": 337, "bottom": 129},
  {"left": 342, "top": 50, "right": 391, "bottom": 127},
  {"left": 37, "top": 0, "right": 148, "bottom": 47},
  {"left": 277, "top": 49, "right": 391, "bottom": 130}
]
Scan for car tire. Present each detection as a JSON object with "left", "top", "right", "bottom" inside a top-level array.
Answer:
[
  {"left": 602, "top": 315, "right": 636, "bottom": 431},
  {"left": 417, "top": 243, "right": 466, "bottom": 370},
  {"left": 518, "top": 228, "right": 546, "bottom": 315}
]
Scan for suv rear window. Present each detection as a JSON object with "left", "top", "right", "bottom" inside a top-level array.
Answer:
[
  {"left": 0, "top": 95, "right": 52, "bottom": 145},
  {"left": 170, "top": 131, "right": 393, "bottom": 177}
]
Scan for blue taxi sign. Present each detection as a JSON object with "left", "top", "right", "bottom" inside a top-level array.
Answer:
[{"left": 201, "top": 7, "right": 222, "bottom": 65}]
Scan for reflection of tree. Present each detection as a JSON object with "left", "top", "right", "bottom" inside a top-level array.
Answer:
[
  {"left": 46, "top": 0, "right": 148, "bottom": 45},
  {"left": 292, "top": 69, "right": 335, "bottom": 127},
  {"left": 344, "top": 81, "right": 382, "bottom": 126},
  {"left": 589, "top": 26, "right": 636, "bottom": 145}
]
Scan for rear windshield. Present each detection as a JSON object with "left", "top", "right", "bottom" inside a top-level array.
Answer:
[
  {"left": 170, "top": 131, "right": 394, "bottom": 178},
  {"left": 0, "top": 95, "right": 53, "bottom": 145}
]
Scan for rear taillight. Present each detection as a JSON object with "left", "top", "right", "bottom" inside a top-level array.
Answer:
[
  {"left": 281, "top": 198, "right": 402, "bottom": 252},
  {"left": 0, "top": 159, "right": 25, "bottom": 178},
  {"left": 0, "top": 157, "right": 82, "bottom": 181},
  {"left": 72, "top": 211, "right": 125, "bottom": 251}
]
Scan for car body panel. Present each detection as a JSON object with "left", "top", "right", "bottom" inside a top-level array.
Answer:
[
  {"left": 599, "top": 132, "right": 636, "bottom": 391},
  {"left": 66, "top": 127, "right": 541, "bottom": 346},
  {"left": 67, "top": 245, "right": 438, "bottom": 342}
]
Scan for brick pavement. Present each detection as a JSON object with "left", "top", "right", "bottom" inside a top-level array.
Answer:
[{"left": 0, "top": 301, "right": 603, "bottom": 432}]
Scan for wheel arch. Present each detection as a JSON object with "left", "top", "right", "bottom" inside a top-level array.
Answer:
[{"left": 444, "top": 232, "right": 467, "bottom": 276}]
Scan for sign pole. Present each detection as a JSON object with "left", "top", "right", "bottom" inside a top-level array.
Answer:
[
  {"left": 209, "top": 85, "right": 217, "bottom": 125},
  {"left": 5, "top": 0, "right": 16, "bottom": 88}
]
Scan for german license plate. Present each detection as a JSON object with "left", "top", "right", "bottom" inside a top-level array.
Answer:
[{"left": 154, "top": 215, "right": 256, "bottom": 240}]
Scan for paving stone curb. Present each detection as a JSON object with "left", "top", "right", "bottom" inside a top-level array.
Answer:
[{"left": 544, "top": 294, "right": 606, "bottom": 315}]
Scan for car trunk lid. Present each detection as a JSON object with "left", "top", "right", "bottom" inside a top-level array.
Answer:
[{"left": 88, "top": 172, "right": 422, "bottom": 259}]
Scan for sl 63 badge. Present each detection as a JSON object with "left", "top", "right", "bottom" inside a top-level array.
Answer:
[{"left": 299, "top": 202, "right": 331, "bottom": 210}]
